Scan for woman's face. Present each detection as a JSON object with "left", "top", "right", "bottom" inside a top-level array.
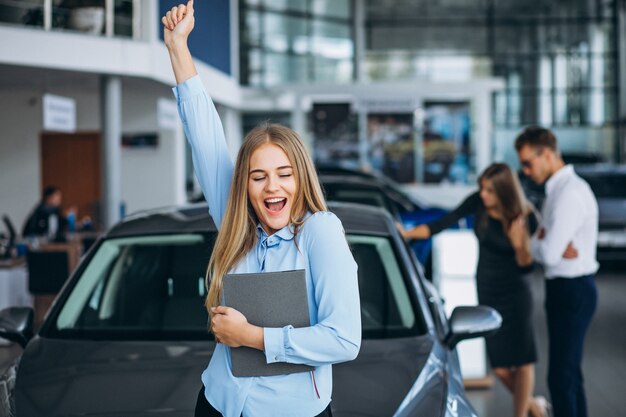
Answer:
[
  {"left": 247, "top": 143, "right": 297, "bottom": 235},
  {"left": 479, "top": 178, "right": 499, "bottom": 210}
]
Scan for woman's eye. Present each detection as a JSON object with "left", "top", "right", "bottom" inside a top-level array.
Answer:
[
  {"left": 279, "top": 173, "right": 292, "bottom": 178},
  {"left": 252, "top": 177, "right": 265, "bottom": 182}
]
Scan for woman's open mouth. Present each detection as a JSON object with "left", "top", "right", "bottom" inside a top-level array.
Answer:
[{"left": 264, "top": 197, "right": 287, "bottom": 212}]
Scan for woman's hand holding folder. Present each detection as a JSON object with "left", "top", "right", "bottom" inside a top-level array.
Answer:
[{"left": 211, "top": 306, "right": 265, "bottom": 351}]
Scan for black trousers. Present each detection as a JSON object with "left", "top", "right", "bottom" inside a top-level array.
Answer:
[
  {"left": 195, "top": 386, "right": 334, "bottom": 417},
  {"left": 545, "top": 275, "right": 597, "bottom": 417}
]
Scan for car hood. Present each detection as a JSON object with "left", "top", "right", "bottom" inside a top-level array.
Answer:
[
  {"left": 15, "top": 336, "right": 440, "bottom": 417},
  {"left": 15, "top": 337, "right": 214, "bottom": 417}
]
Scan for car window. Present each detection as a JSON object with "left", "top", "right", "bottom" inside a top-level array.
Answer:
[
  {"left": 54, "top": 234, "right": 214, "bottom": 339},
  {"left": 347, "top": 234, "right": 424, "bottom": 339},
  {"left": 50, "top": 232, "right": 424, "bottom": 340}
]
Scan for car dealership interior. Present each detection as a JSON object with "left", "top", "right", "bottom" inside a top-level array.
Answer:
[{"left": 1, "top": 1, "right": 625, "bottom": 416}]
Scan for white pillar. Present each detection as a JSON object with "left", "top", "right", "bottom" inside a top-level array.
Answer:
[
  {"left": 291, "top": 95, "right": 309, "bottom": 151},
  {"left": 353, "top": 0, "right": 366, "bottom": 83},
  {"left": 554, "top": 49, "right": 568, "bottom": 124},
  {"left": 230, "top": 0, "right": 240, "bottom": 82},
  {"left": 221, "top": 106, "right": 243, "bottom": 162},
  {"left": 172, "top": 123, "right": 187, "bottom": 205},
  {"left": 474, "top": 92, "right": 493, "bottom": 175},
  {"left": 588, "top": 25, "right": 605, "bottom": 125},
  {"left": 538, "top": 56, "right": 553, "bottom": 127},
  {"left": 100, "top": 75, "right": 122, "bottom": 229}
]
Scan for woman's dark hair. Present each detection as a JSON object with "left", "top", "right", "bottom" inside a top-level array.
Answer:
[{"left": 476, "top": 163, "right": 528, "bottom": 237}]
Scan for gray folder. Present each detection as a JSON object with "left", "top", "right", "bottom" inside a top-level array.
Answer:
[{"left": 222, "top": 269, "right": 314, "bottom": 377}]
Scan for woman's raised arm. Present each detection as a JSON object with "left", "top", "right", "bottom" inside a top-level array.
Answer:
[
  {"left": 163, "top": 0, "right": 234, "bottom": 229},
  {"left": 163, "top": 0, "right": 197, "bottom": 84}
]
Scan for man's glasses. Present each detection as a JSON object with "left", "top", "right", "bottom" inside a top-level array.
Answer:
[{"left": 520, "top": 149, "right": 543, "bottom": 169}]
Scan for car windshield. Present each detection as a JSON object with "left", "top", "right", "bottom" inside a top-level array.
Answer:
[{"left": 49, "top": 232, "right": 422, "bottom": 340}]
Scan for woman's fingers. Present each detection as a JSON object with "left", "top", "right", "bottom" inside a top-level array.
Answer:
[
  {"left": 164, "top": 11, "right": 173, "bottom": 30},
  {"left": 171, "top": 6, "right": 179, "bottom": 24},
  {"left": 176, "top": 4, "right": 186, "bottom": 23},
  {"left": 163, "top": 5, "right": 187, "bottom": 30}
]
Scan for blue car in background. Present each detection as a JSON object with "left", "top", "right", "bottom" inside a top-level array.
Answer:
[{"left": 317, "top": 165, "right": 466, "bottom": 277}]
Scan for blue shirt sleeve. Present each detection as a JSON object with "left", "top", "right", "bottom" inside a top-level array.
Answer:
[
  {"left": 263, "top": 212, "right": 362, "bottom": 367},
  {"left": 172, "top": 75, "right": 234, "bottom": 230}
]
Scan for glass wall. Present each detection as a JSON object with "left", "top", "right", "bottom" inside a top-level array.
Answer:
[
  {"left": 364, "top": 0, "right": 619, "bottom": 132},
  {"left": 240, "top": 0, "right": 354, "bottom": 86},
  {"left": 0, "top": 0, "right": 136, "bottom": 38}
]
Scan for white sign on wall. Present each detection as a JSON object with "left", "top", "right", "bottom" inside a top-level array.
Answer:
[
  {"left": 43, "top": 94, "right": 76, "bottom": 132},
  {"left": 158, "top": 98, "right": 179, "bottom": 130}
]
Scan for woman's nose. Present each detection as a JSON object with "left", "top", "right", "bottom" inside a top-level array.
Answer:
[{"left": 265, "top": 174, "right": 279, "bottom": 191}]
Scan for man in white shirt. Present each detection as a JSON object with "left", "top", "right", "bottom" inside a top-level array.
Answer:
[{"left": 515, "top": 126, "right": 598, "bottom": 417}]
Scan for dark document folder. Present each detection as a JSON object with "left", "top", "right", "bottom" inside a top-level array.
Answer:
[{"left": 222, "top": 269, "right": 314, "bottom": 377}]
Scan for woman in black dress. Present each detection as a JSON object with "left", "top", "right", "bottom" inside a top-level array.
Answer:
[{"left": 399, "top": 163, "right": 548, "bottom": 417}]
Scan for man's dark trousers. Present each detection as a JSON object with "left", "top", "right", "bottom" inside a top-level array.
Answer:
[{"left": 545, "top": 275, "right": 597, "bottom": 417}]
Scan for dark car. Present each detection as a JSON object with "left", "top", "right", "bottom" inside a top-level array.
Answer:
[
  {"left": 574, "top": 164, "right": 626, "bottom": 262},
  {"left": 316, "top": 166, "right": 463, "bottom": 272},
  {"left": 0, "top": 202, "right": 500, "bottom": 417}
]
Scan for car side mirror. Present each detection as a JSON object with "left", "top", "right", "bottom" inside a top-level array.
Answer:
[
  {"left": 445, "top": 305, "right": 502, "bottom": 349},
  {"left": 0, "top": 307, "right": 34, "bottom": 348}
]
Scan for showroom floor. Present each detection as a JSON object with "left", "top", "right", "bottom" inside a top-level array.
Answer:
[
  {"left": 1, "top": 268, "right": 625, "bottom": 416},
  {"left": 467, "top": 266, "right": 626, "bottom": 416}
]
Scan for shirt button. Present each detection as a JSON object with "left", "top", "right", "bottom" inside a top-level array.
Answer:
[{"left": 274, "top": 356, "right": 279, "bottom": 361}]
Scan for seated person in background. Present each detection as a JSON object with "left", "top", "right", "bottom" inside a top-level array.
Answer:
[{"left": 22, "top": 186, "right": 68, "bottom": 243}]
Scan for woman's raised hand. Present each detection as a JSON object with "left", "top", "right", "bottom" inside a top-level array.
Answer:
[{"left": 162, "top": 0, "right": 195, "bottom": 48}]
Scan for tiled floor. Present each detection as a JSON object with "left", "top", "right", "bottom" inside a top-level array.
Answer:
[{"left": 466, "top": 267, "right": 626, "bottom": 416}]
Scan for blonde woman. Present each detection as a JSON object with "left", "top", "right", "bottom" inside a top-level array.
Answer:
[
  {"left": 162, "top": 2, "right": 360, "bottom": 417},
  {"left": 399, "top": 163, "right": 549, "bottom": 417}
]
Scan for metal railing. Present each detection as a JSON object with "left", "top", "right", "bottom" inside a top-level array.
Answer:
[{"left": 0, "top": 0, "right": 141, "bottom": 39}]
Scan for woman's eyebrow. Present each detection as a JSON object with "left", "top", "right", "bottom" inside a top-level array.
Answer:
[{"left": 249, "top": 165, "right": 292, "bottom": 174}]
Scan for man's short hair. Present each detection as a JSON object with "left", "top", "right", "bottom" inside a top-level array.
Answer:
[
  {"left": 514, "top": 126, "right": 558, "bottom": 153},
  {"left": 42, "top": 186, "right": 60, "bottom": 201}
]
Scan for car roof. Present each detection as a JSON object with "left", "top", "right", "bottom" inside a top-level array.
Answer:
[
  {"left": 319, "top": 174, "right": 430, "bottom": 210},
  {"left": 107, "top": 202, "right": 393, "bottom": 238},
  {"left": 574, "top": 163, "right": 626, "bottom": 176}
]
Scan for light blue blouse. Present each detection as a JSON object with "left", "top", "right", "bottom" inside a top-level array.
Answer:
[{"left": 173, "top": 75, "right": 361, "bottom": 417}]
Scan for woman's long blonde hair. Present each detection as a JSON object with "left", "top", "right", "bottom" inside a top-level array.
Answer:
[
  {"left": 205, "top": 123, "right": 327, "bottom": 322},
  {"left": 477, "top": 163, "right": 530, "bottom": 234}
]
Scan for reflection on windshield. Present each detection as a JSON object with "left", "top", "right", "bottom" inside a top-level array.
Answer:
[
  {"left": 56, "top": 234, "right": 213, "bottom": 337},
  {"left": 52, "top": 233, "right": 422, "bottom": 340}
]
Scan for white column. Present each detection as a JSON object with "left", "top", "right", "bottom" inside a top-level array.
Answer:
[
  {"left": 353, "top": 0, "right": 366, "bottom": 83},
  {"left": 538, "top": 56, "right": 553, "bottom": 127},
  {"left": 221, "top": 106, "right": 243, "bottom": 162},
  {"left": 474, "top": 92, "right": 493, "bottom": 175},
  {"left": 100, "top": 76, "right": 123, "bottom": 229},
  {"left": 291, "top": 95, "right": 309, "bottom": 151},
  {"left": 588, "top": 25, "right": 605, "bottom": 125},
  {"left": 230, "top": 0, "right": 240, "bottom": 82},
  {"left": 554, "top": 49, "right": 568, "bottom": 124},
  {"left": 132, "top": 0, "right": 141, "bottom": 40},
  {"left": 172, "top": 123, "right": 187, "bottom": 205},
  {"left": 43, "top": 0, "right": 52, "bottom": 30},
  {"left": 105, "top": 0, "right": 114, "bottom": 37},
  {"left": 358, "top": 109, "right": 368, "bottom": 169},
  {"left": 142, "top": 0, "right": 160, "bottom": 42}
]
